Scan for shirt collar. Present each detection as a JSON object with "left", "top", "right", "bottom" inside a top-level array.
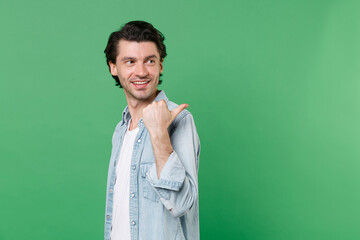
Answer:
[{"left": 121, "top": 90, "right": 168, "bottom": 125}]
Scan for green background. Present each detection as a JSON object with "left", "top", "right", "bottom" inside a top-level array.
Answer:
[{"left": 1, "top": 0, "right": 359, "bottom": 239}]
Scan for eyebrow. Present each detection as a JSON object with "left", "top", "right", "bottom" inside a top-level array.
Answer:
[
  {"left": 121, "top": 55, "right": 158, "bottom": 61},
  {"left": 144, "top": 55, "right": 158, "bottom": 61}
]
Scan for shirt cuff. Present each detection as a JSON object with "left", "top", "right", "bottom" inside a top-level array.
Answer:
[{"left": 146, "top": 151, "right": 185, "bottom": 191}]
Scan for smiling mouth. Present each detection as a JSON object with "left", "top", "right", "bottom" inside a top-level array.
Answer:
[
  {"left": 131, "top": 80, "right": 151, "bottom": 88},
  {"left": 132, "top": 81, "right": 150, "bottom": 85}
]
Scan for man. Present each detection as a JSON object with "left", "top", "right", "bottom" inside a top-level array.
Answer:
[{"left": 103, "top": 21, "right": 200, "bottom": 240}]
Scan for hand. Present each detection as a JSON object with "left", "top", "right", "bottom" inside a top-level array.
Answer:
[{"left": 142, "top": 100, "right": 189, "bottom": 136}]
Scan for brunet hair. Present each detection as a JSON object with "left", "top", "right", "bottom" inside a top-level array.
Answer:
[{"left": 104, "top": 21, "right": 167, "bottom": 88}]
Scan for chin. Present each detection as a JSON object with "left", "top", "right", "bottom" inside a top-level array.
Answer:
[{"left": 137, "top": 89, "right": 157, "bottom": 100}]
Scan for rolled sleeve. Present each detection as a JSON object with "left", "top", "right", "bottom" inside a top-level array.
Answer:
[{"left": 147, "top": 151, "right": 186, "bottom": 191}]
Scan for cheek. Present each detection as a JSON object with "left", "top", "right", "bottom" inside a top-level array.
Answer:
[
  {"left": 151, "top": 66, "right": 162, "bottom": 75},
  {"left": 118, "top": 67, "right": 132, "bottom": 78}
]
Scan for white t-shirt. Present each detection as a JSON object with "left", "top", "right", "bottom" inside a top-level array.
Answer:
[{"left": 111, "top": 124, "right": 139, "bottom": 240}]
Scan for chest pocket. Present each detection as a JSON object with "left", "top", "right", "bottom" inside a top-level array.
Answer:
[{"left": 140, "top": 162, "right": 160, "bottom": 202}]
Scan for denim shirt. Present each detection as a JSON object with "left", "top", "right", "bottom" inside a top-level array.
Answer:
[{"left": 104, "top": 91, "right": 200, "bottom": 240}]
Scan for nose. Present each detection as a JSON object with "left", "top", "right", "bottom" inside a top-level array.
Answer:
[{"left": 134, "top": 63, "right": 148, "bottom": 78}]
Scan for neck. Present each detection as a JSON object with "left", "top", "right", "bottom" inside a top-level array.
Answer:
[{"left": 126, "top": 90, "right": 160, "bottom": 130}]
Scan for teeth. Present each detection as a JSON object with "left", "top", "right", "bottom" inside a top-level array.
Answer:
[{"left": 133, "top": 81, "right": 149, "bottom": 84}]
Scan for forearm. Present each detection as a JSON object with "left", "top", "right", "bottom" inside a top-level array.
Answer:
[
  {"left": 142, "top": 101, "right": 199, "bottom": 217},
  {"left": 149, "top": 130, "right": 173, "bottom": 178},
  {"left": 146, "top": 113, "right": 200, "bottom": 217},
  {"left": 142, "top": 100, "right": 189, "bottom": 178}
]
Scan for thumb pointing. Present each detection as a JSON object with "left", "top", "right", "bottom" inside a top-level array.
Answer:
[{"left": 171, "top": 104, "right": 189, "bottom": 121}]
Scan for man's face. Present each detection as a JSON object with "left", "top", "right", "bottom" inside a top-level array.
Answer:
[{"left": 109, "top": 40, "right": 163, "bottom": 104}]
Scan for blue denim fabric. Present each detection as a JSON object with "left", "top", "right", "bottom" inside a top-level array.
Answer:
[{"left": 104, "top": 91, "right": 200, "bottom": 240}]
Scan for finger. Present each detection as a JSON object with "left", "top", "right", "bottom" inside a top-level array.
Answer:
[{"left": 171, "top": 104, "right": 189, "bottom": 121}]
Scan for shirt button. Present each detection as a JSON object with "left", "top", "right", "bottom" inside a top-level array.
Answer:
[
  {"left": 131, "top": 221, "right": 136, "bottom": 226},
  {"left": 146, "top": 172, "right": 149, "bottom": 176},
  {"left": 132, "top": 165, "right": 136, "bottom": 170},
  {"left": 137, "top": 139, "right": 141, "bottom": 143},
  {"left": 131, "top": 193, "right": 135, "bottom": 198},
  {"left": 140, "top": 119, "right": 143, "bottom": 123},
  {"left": 109, "top": 188, "right": 113, "bottom": 193},
  {"left": 106, "top": 215, "right": 110, "bottom": 219}
]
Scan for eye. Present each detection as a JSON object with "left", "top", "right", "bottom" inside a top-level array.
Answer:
[
  {"left": 146, "top": 59, "right": 155, "bottom": 64},
  {"left": 125, "top": 60, "right": 135, "bottom": 65}
]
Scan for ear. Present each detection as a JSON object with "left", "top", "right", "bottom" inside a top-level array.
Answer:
[
  {"left": 159, "top": 58, "right": 164, "bottom": 74},
  {"left": 109, "top": 61, "right": 118, "bottom": 76}
]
